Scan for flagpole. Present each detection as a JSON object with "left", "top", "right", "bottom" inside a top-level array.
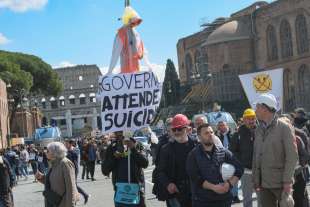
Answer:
[{"left": 125, "top": 0, "right": 130, "bottom": 7}]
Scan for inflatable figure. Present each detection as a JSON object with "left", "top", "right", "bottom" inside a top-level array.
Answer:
[{"left": 108, "top": 5, "right": 144, "bottom": 74}]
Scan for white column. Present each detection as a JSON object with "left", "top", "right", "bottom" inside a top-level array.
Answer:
[{"left": 65, "top": 109, "right": 72, "bottom": 137}]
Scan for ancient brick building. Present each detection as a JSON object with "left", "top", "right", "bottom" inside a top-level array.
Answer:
[
  {"left": 11, "top": 107, "right": 42, "bottom": 140},
  {"left": 177, "top": 0, "right": 310, "bottom": 113}
]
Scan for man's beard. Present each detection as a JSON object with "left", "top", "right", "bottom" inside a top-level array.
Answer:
[
  {"left": 174, "top": 135, "right": 187, "bottom": 143},
  {"left": 202, "top": 141, "right": 213, "bottom": 147}
]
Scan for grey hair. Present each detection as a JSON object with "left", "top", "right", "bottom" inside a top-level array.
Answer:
[
  {"left": 47, "top": 142, "right": 67, "bottom": 159},
  {"left": 193, "top": 115, "right": 208, "bottom": 124}
]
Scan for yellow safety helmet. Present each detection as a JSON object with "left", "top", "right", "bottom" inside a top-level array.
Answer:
[{"left": 243, "top": 108, "right": 256, "bottom": 118}]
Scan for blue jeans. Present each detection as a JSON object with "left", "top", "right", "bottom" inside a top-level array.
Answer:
[
  {"left": 231, "top": 182, "right": 238, "bottom": 197},
  {"left": 20, "top": 162, "right": 28, "bottom": 177},
  {"left": 38, "top": 162, "right": 47, "bottom": 174}
]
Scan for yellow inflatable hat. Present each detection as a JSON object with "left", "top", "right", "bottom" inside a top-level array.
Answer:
[{"left": 122, "top": 6, "right": 142, "bottom": 26}]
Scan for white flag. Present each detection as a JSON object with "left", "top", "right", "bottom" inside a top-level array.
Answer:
[{"left": 239, "top": 68, "right": 283, "bottom": 110}]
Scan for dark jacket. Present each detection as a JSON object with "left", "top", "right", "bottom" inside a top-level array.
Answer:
[
  {"left": 0, "top": 156, "right": 14, "bottom": 195},
  {"left": 151, "top": 133, "right": 171, "bottom": 199},
  {"left": 156, "top": 138, "right": 196, "bottom": 200},
  {"left": 186, "top": 144, "right": 244, "bottom": 205},
  {"left": 216, "top": 130, "right": 232, "bottom": 147},
  {"left": 229, "top": 125, "right": 255, "bottom": 169},
  {"left": 66, "top": 150, "right": 79, "bottom": 177},
  {"left": 154, "top": 133, "right": 170, "bottom": 166},
  {"left": 295, "top": 136, "right": 309, "bottom": 167},
  {"left": 101, "top": 140, "right": 148, "bottom": 191},
  {"left": 295, "top": 127, "right": 310, "bottom": 156}
]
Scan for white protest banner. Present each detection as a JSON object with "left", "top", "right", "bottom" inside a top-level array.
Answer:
[
  {"left": 97, "top": 71, "right": 162, "bottom": 133},
  {"left": 239, "top": 68, "right": 283, "bottom": 110}
]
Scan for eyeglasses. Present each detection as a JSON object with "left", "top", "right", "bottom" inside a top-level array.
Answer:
[{"left": 172, "top": 127, "right": 186, "bottom": 132}]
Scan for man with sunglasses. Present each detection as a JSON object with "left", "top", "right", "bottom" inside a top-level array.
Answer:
[
  {"left": 157, "top": 114, "right": 196, "bottom": 207},
  {"left": 186, "top": 123, "right": 243, "bottom": 207},
  {"left": 252, "top": 93, "right": 298, "bottom": 206}
]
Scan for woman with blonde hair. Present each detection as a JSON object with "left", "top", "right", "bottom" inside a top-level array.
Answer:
[{"left": 36, "top": 142, "right": 79, "bottom": 207}]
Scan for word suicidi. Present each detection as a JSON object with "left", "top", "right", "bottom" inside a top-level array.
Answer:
[{"left": 103, "top": 108, "right": 156, "bottom": 131}]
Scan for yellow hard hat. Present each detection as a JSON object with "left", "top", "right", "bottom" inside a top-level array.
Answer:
[{"left": 243, "top": 108, "right": 256, "bottom": 118}]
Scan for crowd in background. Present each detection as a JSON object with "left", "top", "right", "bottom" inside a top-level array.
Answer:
[{"left": 1, "top": 94, "right": 310, "bottom": 207}]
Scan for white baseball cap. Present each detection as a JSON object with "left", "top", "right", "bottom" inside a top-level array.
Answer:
[{"left": 254, "top": 93, "right": 278, "bottom": 110}]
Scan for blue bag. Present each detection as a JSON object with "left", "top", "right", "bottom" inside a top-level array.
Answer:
[{"left": 115, "top": 182, "right": 140, "bottom": 205}]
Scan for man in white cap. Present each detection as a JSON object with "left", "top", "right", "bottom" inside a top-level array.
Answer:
[{"left": 252, "top": 93, "right": 298, "bottom": 206}]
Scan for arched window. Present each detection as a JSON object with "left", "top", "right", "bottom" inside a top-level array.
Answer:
[
  {"left": 50, "top": 97, "right": 58, "bottom": 109},
  {"left": 280, "top": 20, "right": 293, "bottom": 58},
  {"left": 89, "top": 93, "right": 96, "bottom": 103},
  {"left": 194, "top": 50, "right": 201, "bottom": 75},
  {"left": 298, "top": 65, "right": 310, "bottom": 107},
  {"left": 185, "top": 53, "right": 193, "bottom": 81},
  {"left": 59, "top": 96, "right": 65, "bottom": 106},
  {"left": 284, "top": 69, "right": 295, "bottom": 111},
  {"left": 295, "top": 14, "right": 309, "bottom": 54},
  {"left": 79, "top": 93, "right": 86, "bottom": 105},
  {"left": 68, "top": 95, "right": 75, "bottom": 104},
  {"left": 266, "top": 25, "right": 278, "bottom": 61},
  {"left": 41, "top": 98, "right": 46, "bottom": 109}
]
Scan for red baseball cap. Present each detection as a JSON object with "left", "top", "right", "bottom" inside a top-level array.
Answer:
[{"left": 171, "top": 114, "right": 190, "bottom": 129}]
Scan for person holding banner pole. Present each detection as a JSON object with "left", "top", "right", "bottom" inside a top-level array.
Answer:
[{"left": 102, "top": 131, "right": 148, "bottom": 207}]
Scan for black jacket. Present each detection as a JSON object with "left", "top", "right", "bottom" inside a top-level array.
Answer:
[
  {"left": 66, "top": 150, "right": 79, "bottom": 177},
  {"left": 151, "top": 133, "right": 170, "bottom": 199},
  {"left": 0, "top": 156, "right": 14, "bottom": 195},
  {"left": 295, "top": 127, "right": 310, "bottom": 156},
  {"left": 101, "top": 140, "right": 148, "bottom": 191},
  {"left": 156, "top": 138, "right": 196, "bottom": 200},
  {"left": 229, "top": 125, "right": 255, "bottom": 169},
  {"left": 186, "top": 144, "right": 244, "bottom": 204},
  {"left": 154, "top": 133, "right": 170, "bottom": 166}
]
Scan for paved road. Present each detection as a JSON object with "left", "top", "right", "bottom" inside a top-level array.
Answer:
[
  {"left": 13, "top": 164, "right": 166, "bottom": 207},
  {"left": 13, "top": 164, "right": 258, "bottom": 207}
]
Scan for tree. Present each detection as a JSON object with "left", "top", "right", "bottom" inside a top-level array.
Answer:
[
  {"left": 0, "top": 50, "right": 63, "bottom": 130},
  {"left": 162, "top": 59, "right": 180, "bottom": 107},
  {"left": 0, "top": 50, "right": 63, "bottom": 96}
]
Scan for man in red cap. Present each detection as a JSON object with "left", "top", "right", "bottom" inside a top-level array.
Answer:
[{"left": 157, "top": 114, "right": 196, "bottom": 207}]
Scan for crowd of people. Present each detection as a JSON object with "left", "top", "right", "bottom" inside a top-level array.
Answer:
[{"left": 0, "top": 93, "right": 310, "bottom": 207}]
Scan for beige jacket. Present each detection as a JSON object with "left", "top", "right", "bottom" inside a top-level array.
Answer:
[
  {"left": 252, "top": 117, "right": 298, "bottom": 189},
  {"left": 47, "top": 157, "right": 79, "bottom": 207}
]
